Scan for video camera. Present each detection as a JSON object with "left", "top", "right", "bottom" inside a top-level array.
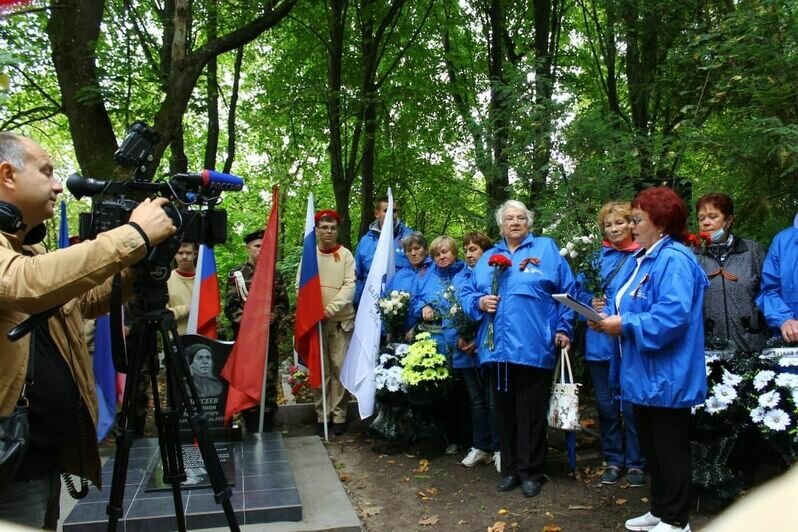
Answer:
[{"left": 67, "top": 122, "right": 243, "bottom": 275}]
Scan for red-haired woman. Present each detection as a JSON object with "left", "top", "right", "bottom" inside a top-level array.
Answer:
[{"left": 590, "top": 187, "right": 708, "bottom": 532}]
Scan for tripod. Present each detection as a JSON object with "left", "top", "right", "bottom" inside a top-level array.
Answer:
[{"left": 106, "top": 264, "right": 239, "bottom": 532}]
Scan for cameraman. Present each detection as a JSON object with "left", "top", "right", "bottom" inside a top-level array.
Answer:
[{"left": 0, "top": 132, "right": 176, "bottom": 529}]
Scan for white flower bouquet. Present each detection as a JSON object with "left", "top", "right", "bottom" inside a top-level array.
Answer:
[{"left": 378, "top": 290, "right": 411, "bottom": 340}]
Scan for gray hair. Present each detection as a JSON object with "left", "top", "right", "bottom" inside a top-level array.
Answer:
[
  {"left": 402, "top": 231, "right": 428, "bottom": 252},
  {"left": 495, "top": 199, "right": 534, "bottom": 231},
  {"left": 0, "top": 132, "right": 26, "bottom": 170}
]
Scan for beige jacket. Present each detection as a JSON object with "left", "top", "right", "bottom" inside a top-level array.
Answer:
[{"left": 0, "top": 224, "right": 147, "bottom": 486}]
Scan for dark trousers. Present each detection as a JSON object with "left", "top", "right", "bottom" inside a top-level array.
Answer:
[
  {"left": 633, "top": 405, "right": 692, "bottom": 527},
  {"left": 461, "top": 366, "right": 500, "bottom": 452},
  {"left": 494, "top": 363, "right": 552, "bottom": 481}
]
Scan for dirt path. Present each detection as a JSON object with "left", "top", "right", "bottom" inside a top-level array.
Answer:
[{"left": 295, "top": 420, "right": 717, "bottom": 532}]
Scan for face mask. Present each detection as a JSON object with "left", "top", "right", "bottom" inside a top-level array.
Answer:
[{"left": 710, "top": 226, "right": 727, "bottom": 243}]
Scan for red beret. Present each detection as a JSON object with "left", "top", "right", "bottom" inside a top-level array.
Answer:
[{"left": 314, "top": 210, "right": 341, "bottom": 224}]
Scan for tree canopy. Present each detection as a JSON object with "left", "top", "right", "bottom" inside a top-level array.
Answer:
[{"left": 1, "top": 0, "right": 795, "bottom": 273}]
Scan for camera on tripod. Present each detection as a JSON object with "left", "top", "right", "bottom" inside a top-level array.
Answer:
[{"left": 66, "top": 121, "right": 244, "bottom": 272}]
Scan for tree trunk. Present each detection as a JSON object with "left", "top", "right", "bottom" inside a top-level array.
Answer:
[
  {"left": 222, "top": 46, "right": 244, "bottom": 174},
  {"left": 47, "top": 0, "right": 119, "bottom": 178},
  {"left": 486, "top": 0, "right": 509, "bottom": 223},
  {"left": 204, "top": 0, "right": 220, "bottom": 171}
]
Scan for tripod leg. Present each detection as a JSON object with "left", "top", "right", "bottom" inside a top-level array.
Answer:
[
  {"left": 149, "top": 346, "right": 188, "bottom": 531},
  {"left": 106, "top": 325, "right": 150, "bottom": 532},
  {"left": 162, "top": 327, "right": 240, "bottom": 531}
]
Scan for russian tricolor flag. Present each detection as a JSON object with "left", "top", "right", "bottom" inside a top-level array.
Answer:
[
  {"left": 187, "top": 244, "right": 221, "bottom": 339},
  {"left": 59, "top": 201, "right": 116, "bottom": 440},
  {"left": 294, "top": 194, "right": 325, "bottom": 388}
]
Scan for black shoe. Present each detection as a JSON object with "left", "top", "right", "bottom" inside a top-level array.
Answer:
[
  {"left": 332, "top": 422, "right": 348, "bottom": 436},
  {"left": 496, "top": 475, "right": 520, "bottom": 492},
  {"left": 521, "top": 479, "right": 542, "bottom": 498}
]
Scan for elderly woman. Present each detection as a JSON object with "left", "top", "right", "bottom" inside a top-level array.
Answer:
[
  {"left": 385, "top": 232, "right": 432, "bottom": 337},
  {"left": 576, "top": 202, "right": 645, "bottom": 487},
  {"left": 460, "top": 200, "right": 575, "bottom": 498},
  {"left": 411, "top": 235, "right": 468, "bottom": 453},
  {"left": 694, "top": 193, "right": 768, "bottom": 352},
  {"left": 591, "top": 187, "right": 708, "bottom": 532},
  {"left": 453, "top": 232, "right": 501, "bottom": 470}
]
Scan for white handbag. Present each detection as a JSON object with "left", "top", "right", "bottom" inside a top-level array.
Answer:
[{"left": 547, "top": 348, "right": 581, "bottom": 431}]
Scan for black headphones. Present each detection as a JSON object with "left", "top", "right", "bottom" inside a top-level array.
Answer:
[{"left": 0, "top": 201, "right": 46, "bottom": 245}]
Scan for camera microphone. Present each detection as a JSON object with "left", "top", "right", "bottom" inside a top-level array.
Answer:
[{"left": 189, "top": 170, "right": 245, "bottom": 192}]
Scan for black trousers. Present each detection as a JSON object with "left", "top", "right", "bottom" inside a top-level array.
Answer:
[
  {"left": 493, "top": 363, "right": 552, "bottom": 481},
  {"left": 633, "top": 405, "right": 692, "bottom": 527}
]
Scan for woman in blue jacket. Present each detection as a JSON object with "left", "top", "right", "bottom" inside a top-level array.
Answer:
[
  {"left": 756, "top": 215, "right": 798, "bottom": 343},
  {"left": 577, "top": 201, "right": 645, "bottom": 487},
  {"left": 460, "top": 200, "right": 575, "bottom": 499},
  {"left": 411, "top": 235, "right": 467, "bottom": 453},
  {"left": 590, "top": 187, "right": 708, "bottom": 532},
  {"left": 385, "top": 232, "right": 432, "bottom": 339}
]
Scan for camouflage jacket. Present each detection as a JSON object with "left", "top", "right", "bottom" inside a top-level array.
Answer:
[{"left": 224, "top": 261, "right": 289, "bottom": 334}]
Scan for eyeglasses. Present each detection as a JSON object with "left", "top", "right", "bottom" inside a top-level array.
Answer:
[
  {"left": 316, "top": 226, "right": 338, "bottom": 232},
  {"left": 502, "top": 216, "right": 528, "bottom": 223}
]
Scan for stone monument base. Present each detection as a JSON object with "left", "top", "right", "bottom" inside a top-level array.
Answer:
[{"left": 63, "top": 432, "right": 301, "bottom": 531}]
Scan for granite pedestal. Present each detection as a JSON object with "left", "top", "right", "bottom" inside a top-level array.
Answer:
[{"left": 63, "top": 432, "right": 301, "bottom": 531}]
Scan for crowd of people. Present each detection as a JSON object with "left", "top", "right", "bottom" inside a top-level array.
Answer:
[{"left": 1, "top": 131, "right": 797, "bottom": 531}]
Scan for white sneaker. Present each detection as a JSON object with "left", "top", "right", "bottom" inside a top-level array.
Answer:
[
  {"left": 625, "top": 511, "right": 661, "bottom": 531},
  {"left": 460, "top": 448, "right": 492, "bottom": 467},
  {"left": 649, "top": 522, "right": 690, "bottom": 532},
  {"left": 493, "top": 451, "right": 501, "bottom": 473}
]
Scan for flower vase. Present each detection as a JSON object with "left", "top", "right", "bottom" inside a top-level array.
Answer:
[{"left": 369, "top": 403, "right": 406, "bottom": 441}]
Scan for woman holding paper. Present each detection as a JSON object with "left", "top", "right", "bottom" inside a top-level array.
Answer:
[
  {"left": 590, "top": 187, "right": 708, "bottom": 532},
  {"left": 460, "top": 199, "right": 575, "bottom": 499},
  {"left": 576, "top": 202, "right": 645, "bottom": 487}
]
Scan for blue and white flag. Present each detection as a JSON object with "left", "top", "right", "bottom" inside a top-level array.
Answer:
[{"left": 340, "top": 190, "right": 395, "bottom": 419}]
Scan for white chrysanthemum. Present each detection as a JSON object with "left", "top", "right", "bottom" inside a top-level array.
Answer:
[
  {"left": 721, "top": 369, "right": 743, "bottom": 387},
  {"left": 394, "top": 344, "right": 409, "bottom": 355},
  {"left": 691, "top": 404, "right": 704, "bottom": 415},
  {"left": 375, "top": 372, "right": 387, "bottom": 389},
  {"left": 705, "top": 395, "right": 728, "bottom": 414},
  {"left": 713, "top": 383, "right": 738, "bottom": 405},
  {"left": 705, "top": 353, "right": 720, "bottom": 364},
  {"left": 559, "top": 248, "right": 568, "bottom": 257},
  {"left": 753, "top": 370, "right": 776, "bottom": 391},
  {"left": 758, "top": 390, "right": 781, "bottom": 408},
  {"left": 569, "top": 250, "right": 578, "bottom": 259},
  {"left": 580, "top": 236, "right": 591, "bottom": 244},
  {"left": 566, "top": 242, "right": 575, "bottom": 251},
  {"left": 390, "top": 290, "right": 399, "bottom": 298},
  {"left": 763, "top": 409, "right": 791, "bottom": 431},
  {"left": 379, "top": 353, "right": 392, "bottom": 365},
  {"left": 779, "top": 357, "right": 798, "bottom": 367},
  {"left": 750, "top": 406, "right": 766, "bottom": 423},
  {"left": 775, "top": 373, "right": 798, "bottom": 389}
]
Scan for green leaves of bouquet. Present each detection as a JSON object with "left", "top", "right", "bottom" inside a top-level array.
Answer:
[{"left": 401, "top": 332, "right": 450, "bottom": 387}]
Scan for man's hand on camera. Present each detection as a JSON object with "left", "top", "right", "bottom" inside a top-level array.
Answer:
[{"left": 129, "top": 198, "right": 177, "bottom": 246}]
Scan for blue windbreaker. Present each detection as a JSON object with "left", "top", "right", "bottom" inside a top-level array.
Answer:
[
  {"left": 354, "top": 220, "right": 414, "bottom": 305},
  {"left": 411, "top": 260, "right": 471, "bottom": 367},
  {"left": 576, "top": 243, "right": 639, "bottom": 362},
  {"left": 460, "top": 234, "right": 576, "bottom": 369},
  {"left": 385, "top": 255, "right": 432, "bottom": 333},
  {"left": 756, "top": 226, "right": 798, "bottom": 331},
  {"left": 616, "top": 238, "right": 709, "bottom": 408}
]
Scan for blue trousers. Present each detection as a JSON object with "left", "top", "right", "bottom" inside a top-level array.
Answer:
[
  {"left": 588, "top": 360, "right": 644, "bottom": 470},
  {"left": 459, "top": 367, "right": 500, "bottom": 453}
]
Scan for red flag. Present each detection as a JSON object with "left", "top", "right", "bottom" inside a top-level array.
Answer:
[
  {"left": 220, "top": 187, "right": 279, "bottom": 423},
  {"left": 294, "top": 194, "right": 325, "bottom": 387}
]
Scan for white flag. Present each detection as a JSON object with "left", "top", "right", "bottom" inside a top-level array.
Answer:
[{"left": 340, "top": 190, "right": 395, "bottom": 419}]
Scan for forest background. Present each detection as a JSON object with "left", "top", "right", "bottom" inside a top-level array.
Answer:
[{"left": 1, "top": 0, "right": 796, "bottom": 311}]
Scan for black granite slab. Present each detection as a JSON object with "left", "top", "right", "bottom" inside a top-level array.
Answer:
[{"left": 63, "top": 432, "right": 302, "bottom": 531}]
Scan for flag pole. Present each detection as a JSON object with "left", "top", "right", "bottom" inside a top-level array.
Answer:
[
  {"left": 256, "top": 334, "right": 270, "bottom": 434},
  {"left": 318, "top": 320, "right": 329, "bottom": 441}
]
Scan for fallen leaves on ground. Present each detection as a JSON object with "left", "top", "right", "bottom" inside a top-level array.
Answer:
[
  {"left": 498, "top": 508, "right": 509, "bottom": 515},
  {"left": 338, "top": 472, "right": 350, "bottom": 482},
  {"left": 362, "top": 506, "right": 382, "bottom": 517},
  {"left": 543, "top": 525, "right": 563, "bottom": 532},
  {"left": 568, "top": 505, "right": 594, "bottom": 511},
  {"left": 419, "top": 515, "right": 439, "bottom": 526},
  {"left": 488, "top": 521, "right": 506, "bottom": 532},
  {"left": 615, "top": 498, "right": 627, "bottom": 505},
  {"left": 414, "top": 459, "right": 430, "bottom": 473}
]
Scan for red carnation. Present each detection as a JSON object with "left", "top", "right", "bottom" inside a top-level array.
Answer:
[{"left": 488, "top": 254, "right": 512, "bottom": 268}]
